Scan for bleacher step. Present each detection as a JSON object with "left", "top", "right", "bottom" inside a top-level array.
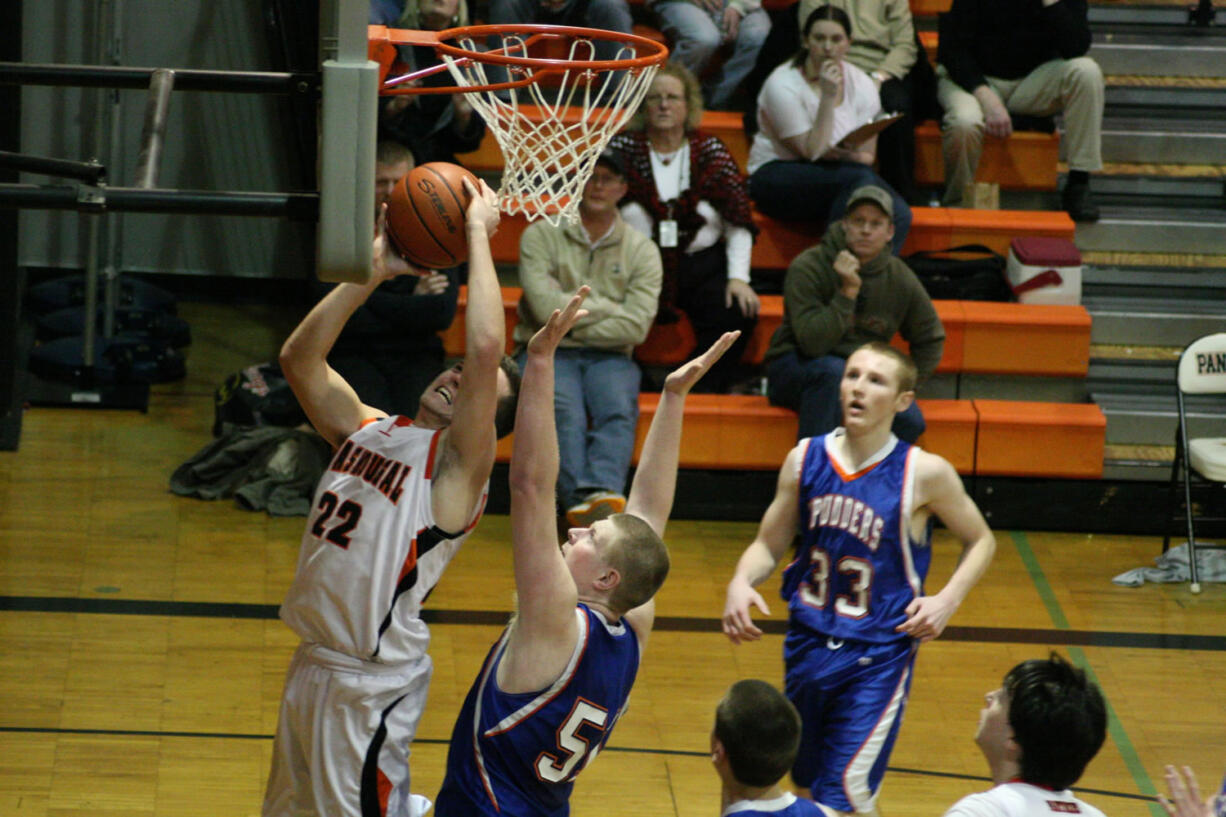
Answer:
[
  {"left": 1101, "top": 116, "right": 1226, "bottom": 163},
  {"left": 1074, "top": 205, "right": 1226, "bottom": 254},
  {"left": 1091, "top": 33, "right": 1226, "bottom": 78}
]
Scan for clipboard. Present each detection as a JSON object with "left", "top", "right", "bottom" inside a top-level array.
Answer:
[{"left": 838, "top": 112, "right": 903, "bottom": 147}]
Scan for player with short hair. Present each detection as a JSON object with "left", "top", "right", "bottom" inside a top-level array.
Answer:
[
  {"left": 262, "top": 177, "right": 520, "bottom": 817},
  {"left": 943, "top": 653, "right": 1108, "bottom": 817},
  {"left": 723, "top": 341, "right": 996, "bottom": 817},
  {"left": 713, "top": 679, "right": 825, "bottom": 817},
  {"left": 432, "top": 288, "right": 738, "bottom": 817}
]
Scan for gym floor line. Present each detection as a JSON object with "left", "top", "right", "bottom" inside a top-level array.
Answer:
[
  {"left": 0, "top": 725, "right": 1158, "bottom": 805},
  {"left": 2, "top": 594, "right": 1223, "bottom": 652}
]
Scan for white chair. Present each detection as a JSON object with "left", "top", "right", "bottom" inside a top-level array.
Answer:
[{"left": 1163, "top": 332, "right": 1226, "bottom": 593}]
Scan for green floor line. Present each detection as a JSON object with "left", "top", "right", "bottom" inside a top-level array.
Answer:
[{"left": 1009, "top": 531, "right": 1162, "bottom": 817}]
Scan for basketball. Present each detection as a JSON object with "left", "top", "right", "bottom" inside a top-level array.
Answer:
[{"left": 385, "top": 162, "right": 479, "bottom": 269}]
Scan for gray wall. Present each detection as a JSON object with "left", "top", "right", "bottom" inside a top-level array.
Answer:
[{"left": 20, "top": 0, "right": 315, "bottom": 278}]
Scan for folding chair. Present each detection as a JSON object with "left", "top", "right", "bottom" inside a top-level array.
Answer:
[{"left": 1163, "top": 332, "right": 1226, "bottom": 593}]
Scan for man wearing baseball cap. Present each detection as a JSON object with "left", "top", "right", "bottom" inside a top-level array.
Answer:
[
  {"left": 512, "top": 148, "right": 663, "bottom": 527},
  {"left": 764, "top": 184, "right": 945, "bottom": 442}
]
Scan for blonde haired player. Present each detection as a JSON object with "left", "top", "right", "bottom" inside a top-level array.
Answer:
[
  {"left": 263, "top": 177, "right": 520, "bottom": 817},
  {"left": 724, "top": 342, "right": 995, "bottom": 817}
]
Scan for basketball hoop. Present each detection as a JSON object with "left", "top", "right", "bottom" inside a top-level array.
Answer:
[{"left": 369, "top": 24, "right": 667, "bottom": 225}]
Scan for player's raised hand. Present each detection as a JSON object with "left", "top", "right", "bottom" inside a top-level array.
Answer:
[
  {"left": 663, "top": 330, "right": 740, "bottom": 396},
  {"left": 896, "top": 592, "right": 958, "bottom": 643},
  {"left": 722, "top": 576, "right": 770, "bottom": 644},
  {"left": 526, "top": 287, "right": 590, "bottom": 357},
  {"left": 1158, "top": 765, "right": 1214, "bottom": 817},
  {"left": 463, "top": 177, "right": 501, "bottom": 236}
]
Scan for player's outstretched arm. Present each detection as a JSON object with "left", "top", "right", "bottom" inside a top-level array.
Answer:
[
  {"left": 280, "top": 206, "right": 415, "bottom": 446},
  {"left": 622, "top": 331, "right": 739, "bottom": 642},
  {"left": 722, "top": 443, "right": 804, "bottom": 645},
  {"left": 499, "top": 289, "right": 591, "bottom": 692},
  {"left": 896, "top": 451, "right": 995, "bottom": 642},
  {"left": 626, "top": 331, "right": 739, "bottom": 537},
  {"left": 433, "top": 178, "right": 504, "bottom": 532}
]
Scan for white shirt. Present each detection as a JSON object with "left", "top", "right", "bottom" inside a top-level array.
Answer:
[
  {"left": 944, "top": 781, "right": 1109, "bottom": 817},
  {"left": 747, "top": 60, "right": 881, "bottom": 174}
]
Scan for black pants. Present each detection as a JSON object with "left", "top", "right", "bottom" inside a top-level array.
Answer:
[{"left": 675, "top": 243, "right": 757, "bottom": 393}]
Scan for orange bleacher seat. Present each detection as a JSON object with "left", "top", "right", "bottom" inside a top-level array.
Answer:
[
  {"left": 973, "top": 400, "right": 1105, "bottom": 478},
  {"left": 913, "top": 122, "right": 1060, "bottom": 191},
  {"left": 959, "top": 302, "right": 1090, "bottom": 377},
  {"left": 496, "top": 394, "right": 979, "bottom": 473}
]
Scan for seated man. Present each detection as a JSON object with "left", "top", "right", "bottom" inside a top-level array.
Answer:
[
  {"left": 513, "top": 150, "right": 663, "bottom": 527},
  {"left": 490, "top": 0, "right": 633, "bottom": 60},
  {"left": 936, "top": 0, "right": 1104, "bottom": 221},
  {"left": 712, "top": 680, "right": 824, "bottom": 817},
  {"left": 314, "top": 140, "right": 460, "bottom": 417},
  {"left": 943, "top": 654, "right": 1109, "bottom": 817},
  {"left": 764, "top": 185, "right": 944, "bottom": 443}
]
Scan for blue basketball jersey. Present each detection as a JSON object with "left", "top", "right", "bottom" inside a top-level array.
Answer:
[
  {"left": 724, "top": 792, "right": 827, "bottom": 816},
  {"left": 434, "top": 604, "right": 640, "bottom": 817},
  {"left": 780, "top": 432, "right": 933, "bottom": 644}
]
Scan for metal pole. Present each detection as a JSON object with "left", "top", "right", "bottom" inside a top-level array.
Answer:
[
  {"left": 0, "top": 63, "right": 315, "bottom": 95},
  {"left": 102, "top": 0, "right": 123, "bottom": 340},
  {"left": 132, "top": 69, "right": 174, "bottom": 190},
  {"left": 0, "top": 151, "right": 106, "bottom": 183},
  {"left": 81, "top": 213, "right": 101, "bottom": 375},
  {"left": 0, "top": 183, "right": 320, "bottom": 219}
]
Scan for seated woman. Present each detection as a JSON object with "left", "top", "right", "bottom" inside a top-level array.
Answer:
[
  {"left": 746, "top": 4, "right": 911, "bottom": 253},
  {"left": 610, "top": 64, "right": 759, "bottom": 393}
]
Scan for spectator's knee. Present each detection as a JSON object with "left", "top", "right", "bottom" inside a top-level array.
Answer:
[
  {"left": 1063, "top": 56, "right": 1104, "bottom": 93},
  {"left": 943, "top": 106, "right": 984, "bottom": 142}
]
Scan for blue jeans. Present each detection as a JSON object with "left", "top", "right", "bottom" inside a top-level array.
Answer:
[
  {"left": 519, "top": 349, "right": 641, "bottom": 510},
  {"left": 749, "top": 160, "right": 911, "bottom": 255},
  {"left": 653, "top": 0, "right": 771, "bottom": 110},
  {"left": 766, "top": 352, "right": 925, "bottom": 443}
]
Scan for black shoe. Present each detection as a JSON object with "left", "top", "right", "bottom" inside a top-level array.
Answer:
[{"left": 1061, "top": 181, "right": 1100, "bottom": 223}]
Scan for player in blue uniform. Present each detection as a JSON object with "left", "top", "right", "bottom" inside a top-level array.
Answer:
[
  {"left": 713, "top": 679, "right": 826, "bottom": 817},
  {"left": 723, "top": 341, "right": 996, "bottom": 816},
  {"left": 434, "top": 288, "right": 738, "bottom": 817}
]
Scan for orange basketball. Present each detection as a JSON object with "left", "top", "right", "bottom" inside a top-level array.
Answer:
[{"left": 385, "top": 162, "right": 478, "bottom": 269}]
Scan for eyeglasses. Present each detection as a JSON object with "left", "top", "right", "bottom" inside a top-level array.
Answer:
[{"left": 644, "top": 93, "right": 685, "bottom": 106}]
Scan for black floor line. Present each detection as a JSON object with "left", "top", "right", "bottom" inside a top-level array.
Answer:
[
  {"left": 0, "top": 725, "right": 1152, "bottom": 802},
  {"left": 3, "top": 595, "right": 1224, "bottom": 652}
]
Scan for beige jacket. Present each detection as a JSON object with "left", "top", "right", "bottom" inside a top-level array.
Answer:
[{"left": 514, "top": 216, "right": 662, "bottom": 356}]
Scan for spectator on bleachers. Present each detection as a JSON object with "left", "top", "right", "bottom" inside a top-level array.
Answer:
[
  {"left": 513, "top": 150, "right": 662, "bottom": 528},
  {"left": 745, "top": 0, "right": 934, "bottom": 205},
  {"left": 936, "top": 0, "right": 1103, "bottom": 221},
  {"left": 611, "top": 63, "right": 759, "bottom": 393},
  {"left": 764, "top": 185, "right": 942, "bottom": 443},
  {"left": 746, "top": 5, "right": 912, "bottom": 254},
  {"left": 376, "top": 0, "right": 487, "bottom": 166},
  {"left": 311, "top": 140, "right": 461, "bottom": 418},
  {"left": 489, "top": 0, "right": 634, "bottom": 62},
  {"left": 647, "top": 0, "right": 771, "bottom": 111}
]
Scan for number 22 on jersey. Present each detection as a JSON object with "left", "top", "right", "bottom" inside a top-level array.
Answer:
[{"left": 310, "top": 490, "right": 364, "bottom": 548}]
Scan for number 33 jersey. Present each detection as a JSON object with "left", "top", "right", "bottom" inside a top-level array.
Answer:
[
  {"left": 780, "top": 431, "right": 933, "bottom": 644},
  {"left": 435, "top": 604, "right": 640, "bottom": 817},
  {"left": 279, "top": 416, "right": 485, "bottom": 664}
]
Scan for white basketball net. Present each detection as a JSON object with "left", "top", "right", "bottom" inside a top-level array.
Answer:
[{"left": 441, "top": 35, "right": 659, "bottom": 226}]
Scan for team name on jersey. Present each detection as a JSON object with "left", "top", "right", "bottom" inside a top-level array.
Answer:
[
  {"left": 1047, "top": 802, "right": 1081, "bottom": 813},
  {"left": 328, "top": 439, "right": 411, "bottom": 504},
  {"left": 806, "top": 493, "right": 885, "bottom": 550}
]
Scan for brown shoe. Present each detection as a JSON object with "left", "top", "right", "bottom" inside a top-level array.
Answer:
[{"left": 565, "top": 491, "right": 627, "bottom": 528}]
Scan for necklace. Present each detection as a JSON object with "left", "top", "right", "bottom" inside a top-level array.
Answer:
[{"left": 649, "top": 139, "right": 684, "bottom": 166}]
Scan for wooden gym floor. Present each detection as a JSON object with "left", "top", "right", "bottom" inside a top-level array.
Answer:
[{"left": 1, "top": 299, "right": 1223, "bottom": 817}]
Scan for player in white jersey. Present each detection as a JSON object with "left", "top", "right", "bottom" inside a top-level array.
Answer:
[
  {"left": 944, "top": 654, "right": 1109, "bottom": 817},
  {"left": 263, "top": 177, "right": 521, "bottom": 817}
]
